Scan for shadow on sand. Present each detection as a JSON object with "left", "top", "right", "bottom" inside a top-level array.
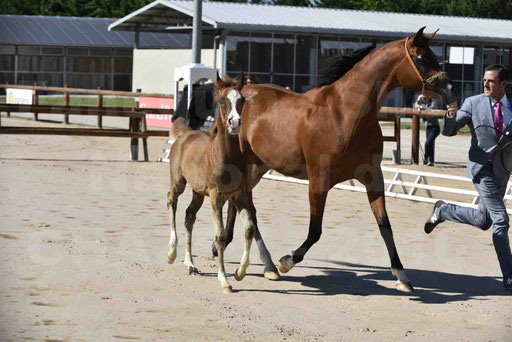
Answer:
[{"left": 221, "top": 260, "right": 510, "bottom": 303}]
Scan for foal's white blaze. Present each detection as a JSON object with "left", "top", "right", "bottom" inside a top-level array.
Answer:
[{"left": 226, "top": 89, "right": 242, "bottom": 135}]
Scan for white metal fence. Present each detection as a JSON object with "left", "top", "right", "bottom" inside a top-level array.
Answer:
[{"left": 263, "top": 167, "right": 512, "bottom": 214}]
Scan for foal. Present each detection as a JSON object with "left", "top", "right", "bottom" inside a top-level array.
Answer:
[{"left": 166, "top": 74, "right": 277, "bottom": 293}]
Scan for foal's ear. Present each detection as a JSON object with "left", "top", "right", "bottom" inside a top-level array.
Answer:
[
  {"left": 425, "top": 29, "right": 439, "bottom": 41},
  {"left": 412, "top": 26, "right": 426, "bottom": 45}
]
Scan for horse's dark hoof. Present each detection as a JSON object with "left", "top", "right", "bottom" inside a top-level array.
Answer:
[
  {"left": 188, "top": 266, "right": 199, "bottom": 275},
  {"left": 234, "top": 268, "right": 246, "bottom": 281},
  {"left": 211, "top": 242, "right": 218, "bottom": 258}
]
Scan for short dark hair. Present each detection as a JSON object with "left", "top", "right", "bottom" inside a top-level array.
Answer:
[{"left": 485, "top": 64, "right": 509, "bottom": 82}]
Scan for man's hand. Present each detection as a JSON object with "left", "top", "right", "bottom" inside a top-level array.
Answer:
[{"left": 447, "top": 103, "right": 458, "bottom": 117}]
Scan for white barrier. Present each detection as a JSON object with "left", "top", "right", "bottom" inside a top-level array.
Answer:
[{"left": 263, "top": 167, "right": 512, "bottom": 214}]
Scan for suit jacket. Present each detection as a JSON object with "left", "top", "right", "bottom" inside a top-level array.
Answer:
[{"left": 442, "top": 93, "right": 512, "bottom": 182}]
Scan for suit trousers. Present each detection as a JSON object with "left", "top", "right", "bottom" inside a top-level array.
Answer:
[{"left": 440, "top": 163, "right": 512, "bottom": 277}]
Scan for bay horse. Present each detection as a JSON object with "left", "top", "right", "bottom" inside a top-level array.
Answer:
[
  {"left": 166, "top": 74, "right": 279, "bottom": 293},
  {"left": 236, "top": 28, "right": 457, "bottom": 292}
]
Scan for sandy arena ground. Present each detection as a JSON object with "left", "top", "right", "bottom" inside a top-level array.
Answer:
[{"left": 0, "top": 116, "right": 511, "bottom": 341}]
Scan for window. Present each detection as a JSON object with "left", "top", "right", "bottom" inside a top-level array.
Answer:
[
  {"left": 250, "top": 33, "right": 272, "bottom": 73},
  {"left": 0, "top": 55, "right": 15, "bottom": 71},
  {"left": 273, "top": 34, "right": 295, "bottom": 74},
  {"left": 226, "top": 33, "right": 250, "bottom": 72}
]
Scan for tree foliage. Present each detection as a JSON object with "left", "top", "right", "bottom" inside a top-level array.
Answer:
[{"left": 1, "top": 0, "right": 510, "bottom": 19}]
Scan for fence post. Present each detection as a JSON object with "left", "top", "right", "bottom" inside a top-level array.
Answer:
[
  {"left": 64, "top": 84, "right": 70, "bottom": 124},
  {"left": 393, "top": 115, "right": 401, "bottom": 164},
  {"left": 141, "top": 115, "right": 149, "bottom": 162},
  {"left": 97, "top": 86, "right": 103, "bottom": 128},
  {"left": 411, "top": 113, "right": 420, "bottom": 165},
  {"left": 129, "top": 117, "right": 139, "bottom": 161},
  {"left": 33, "top": 83, "right": 39, "bottom": 121}
]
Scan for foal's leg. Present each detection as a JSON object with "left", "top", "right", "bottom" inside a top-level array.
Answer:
[
  {"left": 232, "top": 192, "right": 257, "bottom": 281},
  {"left": 278, "top": 182, "right": 328, "bottom": 273},
  {"left": 247, "top": 190, "right": 280, "bottom": 280},
  {"left": 364, "top": 169, "right": 413, "bottom": 293},
  {"left": 184, "top": 191, "right": 204, "bottom": 275},
  {"left": 211, "top": 200, "right": 236, "bottom": 257},
  {"left": 167, "top": 178, "right": 186, "bottom": 264},
  {"left": 209, "top": 190, "right": 232, "bottom": 293},
  {"left": 167, "top": 189, "right": 179, "bottom": 264}
]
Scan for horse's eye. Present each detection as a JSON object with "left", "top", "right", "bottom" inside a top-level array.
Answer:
[{"left": 417, "top": 54, "right": 424, "bottom": 61}]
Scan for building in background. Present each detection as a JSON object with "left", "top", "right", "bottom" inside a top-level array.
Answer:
[
  {"left": 0, "top": 15, "right": 191, "bottom": 91},
  {"left": 109, "top": 0, "right": 512, "bottom": 106},
  {"left": 1, "top": 1, "right": 511, "bottom": 107}
]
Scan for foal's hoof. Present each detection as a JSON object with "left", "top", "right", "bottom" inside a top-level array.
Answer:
[
  {"left": 211, "top": 242, "right": 218, "bottom": 258},
  {"left": 222, "top": 285, "right": 233, "bottom": 294},
  {"left": 264, "top": 269, "right": 281, "bottom": 281},
  {"left": 396, "top": 281, "right": 414, "bottom": 293},
  {"left": 277, "top": 255, "right": 295, "bottom": 273},
  {"left": 167, "top": 251, "right": 177, "bottom": 264},
  {"left": 234, "top": 268, "right": 245, "bottom": 281},
  {"left": 188, "top": 266, "right": 199, "bottom": 275}
]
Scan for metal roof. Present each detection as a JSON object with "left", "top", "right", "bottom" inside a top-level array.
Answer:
[
  {"left": 0, "top": 15, "right": 190, "bottom": 48},
  {"left": 109, "top": 0, "right": 512, "bottom": 44}
]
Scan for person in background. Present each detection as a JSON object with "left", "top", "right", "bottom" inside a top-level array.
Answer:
[
  {"left": 424, "top": 64, "right": 512, "bottom": 291},
  {"left": 414, "top": 94, "right": 444, "bottom": 166}
]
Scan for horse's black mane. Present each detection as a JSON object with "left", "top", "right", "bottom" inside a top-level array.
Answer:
[{"left": 315, "top": 45, "right": 375, "bottom": 88}]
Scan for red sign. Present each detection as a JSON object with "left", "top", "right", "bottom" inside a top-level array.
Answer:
[{"left": 139, "top": 97, "right": 175, "bottom": 128}]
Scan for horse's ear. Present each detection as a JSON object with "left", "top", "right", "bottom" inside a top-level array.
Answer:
[
  {"left": 425, "top": 29, "right": 439, "bottom": 41},
  {"left": 216, "top": 72, "right": 222, "bottom": 83},
  {"left": 239, "top": 71, "right": 245, "bottom": 89},
  {"left": 412, "top": 26, "right": 426, "bottom": 45}
]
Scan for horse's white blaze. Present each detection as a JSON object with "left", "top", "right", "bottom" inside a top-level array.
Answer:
[{"left": 227, "top": 89, "right": 242, "bottom": 134}]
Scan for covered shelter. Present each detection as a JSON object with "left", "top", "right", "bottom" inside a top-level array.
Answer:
[{"left": 109, "top": 0, "right": 512, "bottom": 105}]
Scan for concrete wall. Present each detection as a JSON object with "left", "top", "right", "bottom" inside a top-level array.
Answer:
[{"left": 132, "top": 49, "right": 221, "bottom": 94}]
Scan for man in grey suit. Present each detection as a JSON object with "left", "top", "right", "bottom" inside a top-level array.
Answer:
[{"left": 424, "top": 64, "right": 512, "bottom": 291}]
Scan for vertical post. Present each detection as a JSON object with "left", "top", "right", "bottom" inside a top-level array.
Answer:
[
  {"left": 33, "top": 83, "right": 39, "bottom": 121},
  {"left": 97, "top": 86, "right": 103, "bottom": 128},
  {"left": 134, "top": 25, "right": 140, "bottom": 49},
  {"left": 411, "top": 114, "right": 420, "bottom": 165},
  {"left": 141, "top": 117, "right": 148, "bottom": 162},
  {"left": 191, "top": 0, "right": 202, "bottom": 64},
  {"left": 130, "top": 117, "right": 139, "bottom": 161},
  {"left": 220, "top": 32, "right": 227, "bottom": 76},
  {"left": 393, "top": 116, "right": 401, "bottom": 165},
  {"left": 64, "top": 84, "right": 70, "bottom": 124}
]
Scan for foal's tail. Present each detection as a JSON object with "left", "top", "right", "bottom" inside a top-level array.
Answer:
[{"left": 170, "top": 117, "right": 191, "bottom": 141}]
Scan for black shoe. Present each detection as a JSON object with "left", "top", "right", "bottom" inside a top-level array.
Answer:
[
  {"left": 504, "top": 274, "right": 512, "bottom": 291},
  {"left": 424, "top": 200, "right": 446, "bottom": 234},
  {"left": 427, "top": 162, "right": 435, "bottom": 167}
]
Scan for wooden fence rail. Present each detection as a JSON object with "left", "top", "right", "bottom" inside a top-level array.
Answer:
[
  {"left": 1, "top": 84, "right": 447, "bottom": 164},
  {"left": 0, "top": 100, "right": 173, "bottom": 162}
]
